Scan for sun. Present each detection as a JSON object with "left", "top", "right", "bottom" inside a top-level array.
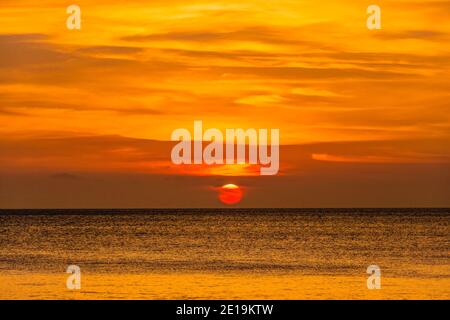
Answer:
[{"left": 218, "top": 184, "right": 243, "bottom": 205}]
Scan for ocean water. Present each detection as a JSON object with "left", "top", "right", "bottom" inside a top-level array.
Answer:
[{"left": 0, "top": 208, "right": 448, "bottom": 299}]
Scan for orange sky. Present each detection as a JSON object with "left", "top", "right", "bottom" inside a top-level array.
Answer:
[{"left": 0, "top": 0, "right": 449, "bottom": 207}]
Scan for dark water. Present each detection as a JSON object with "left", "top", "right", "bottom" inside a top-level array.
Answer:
[{"left": 0, "top": 208, "right": 449, "bottom": 299}]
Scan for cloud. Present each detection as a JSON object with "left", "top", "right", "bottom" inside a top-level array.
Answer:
[
  {"left": 121, "top": 27, "right": 323, "bottom": 48},
  {"left": 373, "top": 30, "right": 449, "bottom": 41},
  {"left": 50, "top": 172, "right": 81, "bottom": 180},
  {"left": 0, "top": 33, "right": 67, "bottom": 68},
  {"left": 0, "top": 33, "right": 48, "bottom": 42},
  {"left": 76, "top": 45, "right": 144, "bottom": 56},
  {"left": 0, "top": 95, "right": 165, "bottom": 116},
  {"left": 0, "top": 133, "right": 449, "bottom": 177},
  {"left": 213, "top": 66, "right": 413, "bottom": 80}
]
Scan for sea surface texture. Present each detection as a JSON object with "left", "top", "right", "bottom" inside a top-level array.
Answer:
[{"left": 0, "top": 208, "right": 448, "bottom": 299}]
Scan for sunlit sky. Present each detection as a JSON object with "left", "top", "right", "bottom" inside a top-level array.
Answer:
[{"left": 0, "top": 0, "right": 449, "bottom": 207}]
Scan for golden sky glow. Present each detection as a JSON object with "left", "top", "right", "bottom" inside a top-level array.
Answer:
[{"left": 0, "top": 0, "right": 449, "bottom": 207}]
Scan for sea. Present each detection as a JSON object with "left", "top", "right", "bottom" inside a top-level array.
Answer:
[{"left": 0, "top": 208, "right": 448, "bottom": 299}]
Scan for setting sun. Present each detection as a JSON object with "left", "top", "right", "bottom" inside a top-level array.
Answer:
[{"left": 218, "top": 184, "right": 243, "bottom": 205}]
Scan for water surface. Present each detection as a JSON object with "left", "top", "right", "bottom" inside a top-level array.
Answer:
[{"left": 0, "top": 209, "right": 448, "bottom": 299}]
